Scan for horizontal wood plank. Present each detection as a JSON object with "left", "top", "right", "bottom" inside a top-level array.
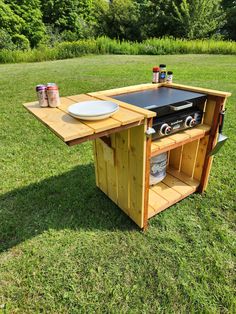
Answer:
[
  {"left": 165, "top": 83, "right": 231, "bottom": 98},
  {"left": 151, "top": 124, "right": 211, "bottom": 156},
  {"left": 23, "top": 102, "right": 93, "bottom": 141}
]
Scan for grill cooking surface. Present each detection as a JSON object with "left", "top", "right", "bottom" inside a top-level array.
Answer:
[{"left": 112, "top": 87, "right": 206, "bottom": 109}]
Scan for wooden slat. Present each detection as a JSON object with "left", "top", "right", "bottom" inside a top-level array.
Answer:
[
  {"left": 162, "top": 173, "right": 194, "bottom": 195},
  {"left": 199, "top": 96, "right": 226, "bottom": 192},
  {"left": 116, "top": 130, "right": 130, "bottom": 215},
  {"left": 67, "top": 120, "right": 143, "bottom": 146},
  {"left": 165, "top": 83, "right": 231, "bottom": 98},
  {"left": 94, "top": 139, "right": 108, "bottom": 194},
  {"left": 64, "top": 95, "right": 144, "bottom": 126},
  {"left": 167, "top": 168, "right": 199, "bottom": 188},
  {"left": 194, "top": 135, "right": 209, "bottom": 181},
  {"left": 88, "top": 83, "right": 164, "bottom": 97},
  {"left": 104, "top": 134, "right": 118, "bottom": 203},
  {"left": 129, "top": 123, "right": 146, "bottom": 228},
  {"left": 152, "top": 137, "right": 176, "bottom": 150},
  {"left": 23, "top": 102, "right": 93, "bottom": 141},
  {"left": 59, "top": 95, "right": 121, "bottom": 133},
  {"left": 169, "top": 146, "right": 183, "bottom": 170},
  {"left": 180, "top": 140, "right": 200, "bottom": 177},
  {"left": 151, "top": 182, "right": 182, "bottom": 203},
  {"left": 149, "top": 189, "right": 168, "bottom": 211},
  {"left": 151, "top": 124, "right": 211, "bottom": 156}
]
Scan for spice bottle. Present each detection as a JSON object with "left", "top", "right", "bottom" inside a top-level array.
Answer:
[
  {"left": 167, "top": 71, "right": 173, "bottom": 84},
  {"left": 36, "top": 85, "right": 48, "bottom": 107},
  {"left": 159, "top": 64, "right": 167, "bottom": 83},
  {"left": 152, "top": 66, "right": 160, "bottom": 83},
  {"left": 47, "top": 84, "right": 60, "bottom": 108}
]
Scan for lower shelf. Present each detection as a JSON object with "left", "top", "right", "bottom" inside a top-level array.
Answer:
[{"left": 148, "top": 167, "right": 200, "bottom": 218}]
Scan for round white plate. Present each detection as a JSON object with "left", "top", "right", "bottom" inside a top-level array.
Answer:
[
  {"left": 68, "top": 100, "right": 119, "bottom": 119},
  {"left": 69, "top": 108, "right": 119, "bottom": 121}
]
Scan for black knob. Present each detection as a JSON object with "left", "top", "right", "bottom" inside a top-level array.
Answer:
[
  {"left": 185, "top": 116, "right": 196, "bottom": 128},
  {"left": 160, "top": 123, "right": 172, "bottom": 135}
]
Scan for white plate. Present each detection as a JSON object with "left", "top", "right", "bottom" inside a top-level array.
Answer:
[
  {"left": 69, "top": 108, "right": 119, "bottom": 121},
  {"left": 68, "top": 100, "right": 119, "bottom": 118}
]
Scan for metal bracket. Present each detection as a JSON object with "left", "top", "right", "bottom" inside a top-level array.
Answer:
[{"left": 146, "top": 127, "right": 156, "bottom": 136}]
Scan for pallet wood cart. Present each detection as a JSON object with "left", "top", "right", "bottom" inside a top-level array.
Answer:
[{"left": 24, "top": 83, "right": 231, "bottom": 229}]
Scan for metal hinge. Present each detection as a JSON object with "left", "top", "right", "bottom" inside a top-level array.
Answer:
[{"left": 146, "top": 127, "right": 156, "bottom": 136}]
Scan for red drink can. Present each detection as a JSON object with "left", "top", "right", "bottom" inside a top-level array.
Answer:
[{"left": 47, "top": 83, "right": 60, "bottom": 108}]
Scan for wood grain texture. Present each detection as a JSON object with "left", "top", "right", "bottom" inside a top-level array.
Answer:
[
  {"left": 23, "top": 102, "right": 93, "bottom": 141},
  {"left": 180, "top": 140, "right": 200, "bottom": 177},
  {"left": 165, "top": 83, "right": 231, "bottom": 98},
  {"left": 151, "top": 124, "right": 210, "bottom": 156}
]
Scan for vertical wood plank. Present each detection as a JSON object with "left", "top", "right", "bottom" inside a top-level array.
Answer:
[
  {"left": 203, "top": 96, "right": 216, "bottom": 126},
  {"left": 193, "top": 136, "right": 209, "bottom": 181},
  {"left": 94, "top": 139, "right": 108, "bottom": 194},
  {"left": 199, "top": 96, "right": 226, "bottom": 192},
  {"left": 105, "top": 134, "right": 118, "bottom": 203},
  {"left": 93, "top": 141, "right": 99, "bottom": 187},
  {"left": 129, "top": 122, "right": 147, "bottom": 228},
  {"left": 116, "top": 129, "right": 130, "bottom": 215},
  {"left": 180, "top": 140, "right": 199, "bottom": 177},
  {"left": 169, "top": 146, "right": 183, "bottom": 170}
]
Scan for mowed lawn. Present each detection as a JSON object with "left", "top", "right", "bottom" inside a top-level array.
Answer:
[{"left": 0, "top": 55, "right": 235, "bottom": 313}]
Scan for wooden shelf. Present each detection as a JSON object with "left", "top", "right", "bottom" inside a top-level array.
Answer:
[
  {"left": 151, "top": 124, "right": 211, "bottom": 156},
  {"left": 148, "top": 167, "right": 199, "bottom": 218}
]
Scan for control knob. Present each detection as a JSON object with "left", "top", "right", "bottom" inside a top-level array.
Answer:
[
  {"left": 160, "top": 123, "right": 172, "bottom": 136},
  {"left": 185, "top": 116, "right": 196, "bottom": 128}
]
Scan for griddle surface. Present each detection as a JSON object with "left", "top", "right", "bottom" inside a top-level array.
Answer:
[{"left": 111, "top": 87, "right": 206, "bottom": 109}]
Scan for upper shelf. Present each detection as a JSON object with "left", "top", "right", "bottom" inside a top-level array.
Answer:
[{"left": 151, "top": 124, "right": 211, "bottom": 156}]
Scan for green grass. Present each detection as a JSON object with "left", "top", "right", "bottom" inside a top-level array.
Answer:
[
  {"left": 0, "top": 55, "right": 235, "bottom": 313},
  {"left": 1, "top": 37, "right": 236, "bottom": 64}
]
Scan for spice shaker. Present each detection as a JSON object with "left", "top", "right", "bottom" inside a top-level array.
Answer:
[
  {"left": 167, "top": 71, "right": 173, "bottom": 84},
  {"left": 152, "top": 66, "right": 160, "bottom": 83},
  {"left": 36, "top": 85, "right": 48, "bottom": 107},
  {"left": 159, "top": 64, "right": 167, "bottom": 83},
  {"left": 47, "top": 83, "right": 60, "bottom": 108}
]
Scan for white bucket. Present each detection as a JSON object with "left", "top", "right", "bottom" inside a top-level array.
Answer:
[{"left": 150, "top": 152, "right": 167, "bottom": 185}]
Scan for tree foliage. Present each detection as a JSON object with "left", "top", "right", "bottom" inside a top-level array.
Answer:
[
  {"left": 172, "top": 0, "right": 225, "bottom": 39},
  {"left": 0, "top": 0, "right": 235, "bottom": 51}
]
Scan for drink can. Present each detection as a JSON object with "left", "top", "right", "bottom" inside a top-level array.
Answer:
[
  {"left": 36, "top": 85, "right": 48, "bottom": 107},
  {"left": 47, "top": 83, "right": 60, "bottom": 108}
]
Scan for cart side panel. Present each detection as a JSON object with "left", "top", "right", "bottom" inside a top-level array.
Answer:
[{"left": 93, "top": 124, "right": 146, "bottom": 228}]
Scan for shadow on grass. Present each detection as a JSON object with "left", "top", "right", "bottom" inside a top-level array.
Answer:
[{"left": 0, "top": 163, "right": 136, "bottom": 252}]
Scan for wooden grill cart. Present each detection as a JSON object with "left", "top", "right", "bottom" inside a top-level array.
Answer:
[{"left": 24, "top": 83, "right": 231, "bottom": 229}]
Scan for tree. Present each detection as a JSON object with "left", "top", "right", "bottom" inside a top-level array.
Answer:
[
  {"left": 222, "top": 0, "right": 236, "bottom": 40},
  {"left": 103, "top": 0, "right": 141, "bottom": 41},
  {"left": 0, "top": 0, "right": 24, "bottom": 35},
  {"left": 4, "top": 0, "right": 46, "bottom": 47},
  {"left": 172, "top": 0, "right": 225, "bottom": 39}
]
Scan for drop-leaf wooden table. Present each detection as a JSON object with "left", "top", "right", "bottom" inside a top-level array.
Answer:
[{"left": 24, "top": 83, "right": 231, "bottom": 229}]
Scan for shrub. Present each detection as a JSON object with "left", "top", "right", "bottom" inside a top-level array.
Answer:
[{"left": 12, "top": 34, "right": 30, "bottom": 51}]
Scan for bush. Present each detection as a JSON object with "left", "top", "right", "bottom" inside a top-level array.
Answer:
[
  {"left": 12, "top": 34, "right": 30, "bottom": 51},
  {"left": 0, "top": 29, "right": 15, "bottom": 50},
  {"left": 0, "top": 37, "right": 236, "bottom": 64}
]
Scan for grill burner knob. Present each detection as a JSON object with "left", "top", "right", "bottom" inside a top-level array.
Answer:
[
  {"left": 160, "top": 123, "right": 172, "bottom": 136},
  {"left": 185, "top": 116, "right": 196, "bottom": 128}
]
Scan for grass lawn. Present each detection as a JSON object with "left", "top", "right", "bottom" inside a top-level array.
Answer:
[{"left": 0, "top": 55, "right": 235, "bottom": 313}]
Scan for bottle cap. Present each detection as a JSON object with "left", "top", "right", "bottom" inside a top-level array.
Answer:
[
  {"left": 167, "top": 71, "right": 173, "bottom": 74},
  {"left": 159, "top": 64, "right": 166, "bottom": 68},
  {"left": 36, "top": 85, "right": 47, "bottom": 91},
  {"left": 153, "top": 66, "right": 160, "bottom": 72}
]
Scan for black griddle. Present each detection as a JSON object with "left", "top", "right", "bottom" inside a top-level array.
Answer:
[{"left": 111, "top": 87, "right": 207, "bottom": 117}]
